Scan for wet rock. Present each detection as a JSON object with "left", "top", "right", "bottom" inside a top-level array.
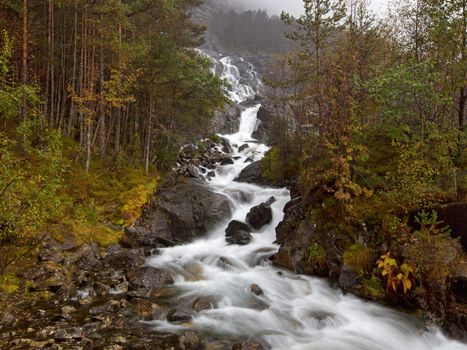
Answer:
[
  {"left": 225, "top": 220, "right": 253, "bottom": 245},
  {"left": 451, "top": 261, "right": 467, "bottom": 304},
  {"left": 339, "top": 265, "right": 359, "bottom": 291},
  {"left": 250, "top": 284, "right": 264, "bottom": 296},
  {"left": 54, "top": 327, "right": 84, "bottom": 341},
  {"left": 246, "top": 202, "right": 273, "bottom": 230},
  {"left": 39, "top": 249, "right": 64, "bottom": 264},
  {"left": 90, "top": 282, "right": 110, "bottom": 297},
  {"left": 225, "top": 220, "right": 251, "bottom": 236},
  {"left": 226, "top": 231, "right": 252, "bottom": 245},
  {"left": 136, "top": 299, "right": 163, "bottom": 320},
  {"left": 167, "top": 309, "right": 192, "bottom": 323},
  {"left": 89, "top": 300, "right": 125, "bottom": 315},
  {"left": 127, "top": 266, "right": 174, "bottom": 291},
  {"left": 220, "top": 157, "right": 235, "bottom": 165},
  {"left": 0, "top": 311, "right": 17, "bottom": 328},
  {"left": 103, "top": 245, "right": 145, "bottom": 271},
  {"left": 225, "top": 189, "right": 254, "bottom": 203},
  {"left": 238, "top": 144, "right": 250, "bottom": 152},
  {"left": 251, "top": 105, "right": 273, "bottom": 144},
  {"left": 192, "top": 296, "right": 217, "bottom": 312},
  {"left": 188, "top": 164, "right": 200, "bottom": 178},
  {"left": 232, "top": 341, "right": 266, "bottom": 350},
  {"left": 61, "top": 305, "right": 76, "bottom": 320},
  {"left": 235, "top": 161, "right": 264, "bottom": 185},
  {"left": 212, "top": 103, "right": 243, "bottom": 135},
  {"left": 179, "top": 331, "right": 200, "bottom": 350},
  {"left": 221, "top": 137, "right": 234, "bottom": 154},
  {"left": 31, "top": 268, "right": 67, "bottom": 293},
  {"left": 68, "top": 243, "right": 103, "bottom": 272},
  {"left": 124, "top": 178, "right": 231, "bottom": 246}
]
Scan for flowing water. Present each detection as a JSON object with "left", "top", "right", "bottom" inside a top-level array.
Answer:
[{"left": 147, "top": 56, "right": 467, "bottom": 350}]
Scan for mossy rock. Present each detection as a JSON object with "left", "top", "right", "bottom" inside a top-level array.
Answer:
[{"left": 343, "top": 243, "right": 372, "bottom": 273}]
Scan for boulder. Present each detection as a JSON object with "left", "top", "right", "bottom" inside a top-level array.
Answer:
[
  {"left": 246, "top": 202, "right": 273, "bottom": 230},
  {"left": 220, "top": 157, "right": 235, "bottom": 165},
  {"left": 250, "top": 284, "right": 263, "bottom": 296},
  {"left": 192, "top": 296, "right": 217, "bottom": 312},
  {"left": 187, "top": 164, "right": 200, "bottom": 178},
  {"left": 167, "top": 309, "right": 191, "bottom": 323},
  {"left": 235, "top": 161, "right": 264, "bottom": 185},
  {"left": 339, "top": 265, "right": 359, "bottom": 291},
  {"left": 68, "top": 243, "right": 103, "bottom": 272},
  {"left": 238, "top": 144, "right": 250, "bottom": 152},
  {"left": 220, "top": 137, "right": 233, "bottom": 154},
  {"left": 123, "top": 178, "right": 231, "bottom": 247},
  {"left": 103, "top": 245, "right": 145, "bottom": 271},
  {"left": 251, "top": 105, "right": 273, "bottom": 144},
  {"left": 127, "top": 266, "right": 174, "bottom": 290},
  {"left": 225, "top": 220, "right": 253, "bottom": 245},
  {"left": 227, "top": 231, "right": 252, "bottom": 245}
]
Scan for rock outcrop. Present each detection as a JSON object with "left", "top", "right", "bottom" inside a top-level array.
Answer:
[{"left": 124, "top": 178, "right": 231, "bottom": 247}]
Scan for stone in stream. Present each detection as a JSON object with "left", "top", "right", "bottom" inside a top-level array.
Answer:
[
  {"left": 167, "top": 309, "right": 192, "bottom": 323},
  {"left": 192, "top": 296, "right": 217, "bottom": 312},
  {"left": 246, "top": 200, "right": 274, "bottom": 230},
  {"left": 126, "top": 266, "right": 174, "bottom": 290},
  {"left": 233, "top": 341, "right": 266, "bottom": 350},
  {"left": 220, "top": 156, "right": 235, "bottom": 165},
  {"left": 250, "top": 284, "right": 264, "bottom": 296},
  {"left": 225, "top": 220, "right": 253, "bottom": 245},
  {"left": 220, "top": 137, "right": 234, "bottom": 154},
  {"left": 239, "top": 144, "right": 250, "bottom": 152}
]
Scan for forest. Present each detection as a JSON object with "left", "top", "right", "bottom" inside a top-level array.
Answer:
[
  {"left": 0, "top": 0, "right": 225, "bottom": 278},
  {"left": 263, "top": 0, "right": 466, "bottom": 324},
  {"left": 0, "top": 0, "right": 466, "bottom": 347}
]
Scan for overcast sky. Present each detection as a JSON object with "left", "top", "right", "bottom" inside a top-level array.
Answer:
[{"left": 225, "top": 0, "right": 389, "bottom": 17}]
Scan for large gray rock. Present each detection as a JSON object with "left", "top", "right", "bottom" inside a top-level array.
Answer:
[
  {"left": 251, "top": 105, "right": 272, "bottom": 144},
  {"left": 246, "top": 202, "right": 273, "bottom": 230},
  {"left": 123, "top": 178, "right": 231, "bottom": 247},
  {"left": 234, "top": 161, "right": 264, "bottom": 185},
  {"left": 225, "top": 220, "right": 253, "bottom": 245}
]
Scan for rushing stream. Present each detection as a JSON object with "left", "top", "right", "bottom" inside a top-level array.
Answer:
[{"left": 147, "top": 55, "right": 467, "bottom": 350}]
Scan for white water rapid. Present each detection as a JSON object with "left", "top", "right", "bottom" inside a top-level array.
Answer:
[{"left": 147, "top": 56, "right": 467, "bottom": 350}]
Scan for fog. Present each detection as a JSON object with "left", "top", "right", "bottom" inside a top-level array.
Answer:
[{"left": 221, "top": 0, "right": 388, "bottom": 16}]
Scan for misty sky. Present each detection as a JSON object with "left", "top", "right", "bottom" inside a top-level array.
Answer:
[{"left": 227, "top": 0, "right": 389, "bottom": 16}]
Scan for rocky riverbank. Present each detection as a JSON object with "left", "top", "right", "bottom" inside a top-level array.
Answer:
[
  {"left": 0, "top": 136, "right": 268, "bottom": 350},
  {"left": 271, "top": 181, "right": 467, "bottom": 341}
]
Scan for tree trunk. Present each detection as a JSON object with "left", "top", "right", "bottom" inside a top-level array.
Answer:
[
  {"left": 21, "top": 0, "right": 28, "bottom": 126},
  {"left": 145, "top": 96, "right": 153, "bottom": 172}
]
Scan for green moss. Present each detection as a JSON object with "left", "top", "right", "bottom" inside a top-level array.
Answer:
[
  {"left": 307, "top": 243, "right": 326, "bottom": 264},
  {"left": 74, "top": 224, "right": 123, "bottom": 248},
  {"left": 343, "top": 243, "right": 372, "bottom": 272},
  {"left": 0, "top": 274, "right": 19, "bottom": 294},
  {"left": 361, "top": 275, "right": 385, "bottom": 300}
]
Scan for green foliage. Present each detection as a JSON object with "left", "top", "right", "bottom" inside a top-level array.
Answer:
[
  {"left": 307, "top": 243, "right": 326, "bottom": 264},
  {"left": 404, "top": 211, "right": 461, "bottom": 285}
]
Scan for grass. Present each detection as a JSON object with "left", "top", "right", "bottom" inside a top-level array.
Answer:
[{"left": 0, "top": 274, "right": 20, "bottom": 294}]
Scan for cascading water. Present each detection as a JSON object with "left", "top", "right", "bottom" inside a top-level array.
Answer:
[{"left": 147, "top": 56, "right": 467, "bottom": 350}]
